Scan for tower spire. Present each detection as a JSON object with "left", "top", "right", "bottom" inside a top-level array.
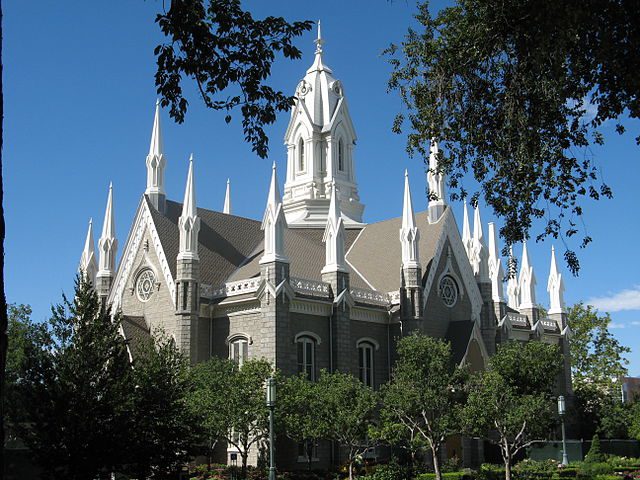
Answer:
[
  {"left": 462, "top": 200, "right": 472, "bottom": 259},
  {"left": 96, "top": 183, "right": 118, "bottom": 304},
  {"left": 322, "top": 183, "right": 347, "bottom": 273},
  {"left": 547, "top": 246, "right": 566, "bottom": 314},
  {"left": 400, "top": 170, "right": 420, "bottom": 268},
  {"left": 471, "top": 205, "right": 490, "bottom": 282},
  {"left": 79, "top": 218, "right": 98, "bottom": 286},
  {"left": 487, "top": 222, "right": 505, "bottom": 303},
  {"left": 518, "top": 242, "right": 536, "bottom": 310},
  {"left": 260, "top": 162, "right": 288, "bottom": 264},
  {"left": 506, "top": 247, "right": 519, "bottom": 310},
  {"left": 178, "top": 155, "right": 200, "bottom": 261},
  {"left": 223, "top": 178, "right": 231, "bottom": 214},
  {"left": 427, "top": 140, "right": 447, "bottom": 223},
  {"left": 146, "top": 99, "right": 167, "bottom": 213}
]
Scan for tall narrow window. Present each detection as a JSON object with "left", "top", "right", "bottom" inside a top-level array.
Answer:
[
  {"left": 298, "top": 138, "right": 305, "bottom": 171},
  {"left": 358, "top": 342, "right": 375, "bottom": 387},
  {"left": 229, "top": 338, "right": 248, "bottom": 367},
  {"left": 338, "top": 139, "right": 344, "bottom": 171},
  {"left": 297, "top": 336, "right": 316, "bottom": 381}
]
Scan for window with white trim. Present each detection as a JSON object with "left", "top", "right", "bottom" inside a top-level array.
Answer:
[
  {"left": 296, "top": 336, "right": 316, "bottom": 381},
  {"left": 298, "top": 138, "right": 305, "bottom": 171},
  {"left": 358, "top": 342, "right": 375, "bottom": 387},
  {"left": 338, "top": 138, "right": 344, "bottom": 171},
  {"left": 229, "top": 338, "right": 248, "bottom": 367}
]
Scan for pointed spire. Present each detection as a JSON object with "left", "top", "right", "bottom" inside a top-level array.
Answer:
[
  {"left": 462, "top": 200, "right": 472, "bottom": 259},
  {"left": 79, "top": 218, "right": 98, "bottom": 286},
  {"left": 260, "top": 162, "right": 288, "bottom": 264},
  {"left": 487, "top": 222, "right": 505, "bottom": 303},
  {"left": 518, "top": 242, "right": 537, "bottom": 309},
  {"left": 427, "top": 140, "right": 447, "bottom": 223},
  {"left": 315, "top": 20, "right": 324, "bottom": 54},
  {"left": 223, "top": 178, "right": 232, "bottom": 214},
  {"left": 400, "top": 170, "right": 420, "bottom": 268},
  {"left": 97, "top": 183, "right": 118, "bottom": 276},
  {"left": 547, "top": 246, "right": 566, "bottom": 314},
  {"left": 308, "top": 19, "right": 331, "bottom": 73},
  {"left": 506, "top": 247, "right": 519, "bottom": 309},
  {"left": 471, "top": 205, "right": 490, "bottom": 282},
  {"left": 146, "top": 99, "right": 167, "bottom": 212},
  {"left": 322, "top": 182, "right": 347, "bottom": 273},
  {"left": 178, "top": 154, "right": 200, "bottom": 261}
]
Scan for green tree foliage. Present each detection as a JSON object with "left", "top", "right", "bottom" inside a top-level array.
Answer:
[
  {"left": 463, "top": 341, "right": 562, "bottom": 480},
  {"left": 568, "top": 302, "right": 630, "bottom": 438},
  {"left": 190, "top": 357, "right": 273, "bottom": 479},
  {"left": 154, "top": 0, "right": 312, "bottom": 158},
  {"left": 629, "top": 402, "right": 640, "bottom": 441},
  {"left": 379, "top": 334, "right": 467, "bottom": 480},
  {"left": 386, "top": 1, "right": 640, "bottom": 274},
  {"left": 584, "top": 434, "right": 606, "bottom": 463},
  {"left": 10, "top": 277, "right": 133, "bottom": 480}
]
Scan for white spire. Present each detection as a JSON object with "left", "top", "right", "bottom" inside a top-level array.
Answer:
[
  {"left": 178, "top": 154, "right": 200, "bottom": 261},
  {"left": 260, "top": 162, "right": 288, "bottom": 264},
  {"left": 97, "top": 183, "right": 117, "bottom": 276},
  {"left": 462, "top": 200, "right": 472, "bottom": 259},
  {"left": 146, "top": 100, "right": 167, "bottom": 209},
  {"left": 506, "top": 247, "right": 519, "bottom": 309},
  {"left": 518, "top": 242, "right": 536, "bottom": 309},
  {"left": 308, "top": 20, "right": 331, "bottom": 74},
  {"left": 470, "top": 205, "right": 490, "bottom": 282},
  {"left": 400, "top": 170, "right": 420, "bottom": 268},
  {"left": 547, "top": 246, "right": 566, "bottom": 314},
  {"left": 322, "top": 182, "right": 347, "bottom": 273},
  {"left": 223, "top": 178, "right": 232, "bottom": 214},
  {"left": 427, "top": 140, "right": 447, "bottom": 223},
  {"left": 79, "top": 218, "right": 98, "bottom": 286},
  {"left": 487, "top": 222, "right": 505, "bottom": 303}
]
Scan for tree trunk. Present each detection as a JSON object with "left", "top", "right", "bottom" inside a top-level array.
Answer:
[
  {"left": 431, "top": 445, "right": 442, "bottom": 480},
  {"left": 241, "top": 451, "right": 248, "bottom": 480},
  {"left": 502, "top": 445, "right": 512, "bottom": 480}
]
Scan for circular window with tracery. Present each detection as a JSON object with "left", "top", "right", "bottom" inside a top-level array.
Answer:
[
  {"left": 136, "top": 269, "right": 156, "bottom": 302},
  {"left": 439, "top": 275, "right": 458, "bottom": 307}
]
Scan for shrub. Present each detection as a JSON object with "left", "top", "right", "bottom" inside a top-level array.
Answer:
[
  {"left": 584, "top": 435, "right": 606, "bottom": 464},
  {"left": 576, "top": 461, "right": 613, "bottom": 480},
  {"left": 359, "top": 462, "right": 408, "bottom": 480},
  {"left": 513, "top": 458, "right": 559, "bottom": 479},
  {"left": 478, "top": 463, "right": 505, "bottom": 480},
  {"left": 416, "top": 472, "right": 475, "bottom": 480}
]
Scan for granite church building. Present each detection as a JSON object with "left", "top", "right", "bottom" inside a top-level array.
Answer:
[{"left": 78, "top": 26, "right": 572, "bottom": 470}]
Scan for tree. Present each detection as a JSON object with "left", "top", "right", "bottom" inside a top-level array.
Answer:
[
  {"left": 124, "top": 333, "right": 198, "bottom": 480},
  {"left": 190, "top": 357, "right": 273, "bottom": 479},
  {"left": 568, "top": 302, "right": 630, "bottom": 438},
  {"left": 387, "top": 0, "right": 640, "bottom": 274},
  {"left": 316, "top": 370, "right": 378, "bottom": 480},
  {"left": 379, "top": 334, "right": 467, "bottom": 480},
  {"left": 629, "top": 402, "right": 640, "bottom": 441},
  {"left": 10, "top": 276, "right": 133, "bottom": 480},
  {"left": 463, "top": 341, "right": 563, "bottom": 480},
  {"left": 154, "top": 0, "right": 312, "bottom": 159}
]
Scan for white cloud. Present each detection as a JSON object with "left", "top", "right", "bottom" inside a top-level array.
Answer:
[
  {"left": 586, "top": 285, "right": 640, "bottom": 312},
  {"left": 609, "top": 322, "right": 625, "bottom": 329},
  {"left": 631, "top": 321, "right": 640, "bottom": 326}
]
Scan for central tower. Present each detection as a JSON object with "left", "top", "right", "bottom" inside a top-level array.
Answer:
[{"left": 282, "top": 22, "right": 365, "bottom": 227}]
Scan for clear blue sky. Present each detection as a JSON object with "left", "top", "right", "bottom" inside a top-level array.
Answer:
[{"left": 4, "top": 1, "right": 639, "bottom": 375}]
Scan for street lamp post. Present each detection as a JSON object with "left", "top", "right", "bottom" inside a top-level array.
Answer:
[
  {"left": 266, "top": 376, "right": 276, "bottom": 480},
  {"left": 558, "top": 395, "right": 569, "bottom": 466}
]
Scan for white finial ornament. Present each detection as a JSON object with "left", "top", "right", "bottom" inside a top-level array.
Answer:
[
  {"left": 506, "top": 247, "right": 519, "bottom": 309},
  {"left": 427, "top": 140, "right": 447, "bottom": 223},
  {"left": 97, "top": 183, "right": 117, "bottom": 276},
  {"left": 315, "top": 20, "right": 324, "bottom": 54},
  {"left": 178, "top": 155, "right": 200, "bottom": 261},
  {"left": 260, "top": 162, "right": 288, "bottom": 264},
  {"left": 462, "top": 201, "right": 472, "bottom": 259},
  {"left": 470, "top": 205, "right": 490, "bottom": 282},
  {"left": 223, "top": 178, "right": 232, "bottom": 215},
  {"left": 322, "top": 182, "right": 347, "bottom": 273},
  {"left": 487, "top": 222, "right": 505, "bottom": 303},
  {"left": 518, "top": 242, "right": 536, "bottom": 309},
  {"left": 146, "top": 100, "right": 166, "bottom": 205},
  {"left": 547, "top": 246, "right": 566, "bottom": 314},
  {"left": 400, "top": 170, "right": 420, "bottom": 268},
  {"left": 79, "top": 218, "right": 98, "bottom": 286}
]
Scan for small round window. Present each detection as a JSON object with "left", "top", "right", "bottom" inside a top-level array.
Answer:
[
  {"left": 136, "top": 269, "right": 156, "bottom": 302},
  {"left": 439, "top": 275, "right": 458, "bottom": 307}
]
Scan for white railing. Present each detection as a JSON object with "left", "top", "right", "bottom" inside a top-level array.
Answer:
[
  {"left": 210, "top": 278, "right": 261, "bottom": 298},
  {"left": 387, "top": 290, "right": 401, "bottom": 304},
  {"left": 350, "top": 287, "right": 390, "bottom": 306},
  {"left": 290, "top": 277, "right": 331, "bottom": 297}
]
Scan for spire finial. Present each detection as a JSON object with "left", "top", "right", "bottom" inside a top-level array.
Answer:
[
  {"left": 149, "top": 101, "right": 163, "bottom": 157},
  {"left": 97, "top": 183, "right": 118, "bottom": 276},
  {"left": 462, "top": 200, "right": 472, "bottom": 258},
  {"left": 79, "top": 217, "right": 98, "bottom": 286},
  {"left": 146, "top": 100, "right": 167, "bottom": 211},
  {"left": 182, "top": 154, "right": 197, "bottom": 219},
  {"left": 518, "top": 241, "right": 537, "bottom": 310},
  {"left": 548, "top": 245, "right": 565, "bottom": 314},
  {"left": 178, "top": 155, "right": 200, "bottom": 261},
  {"left": 400, "top": 171, "right": 420, "bottom": 268},
  {"left": 322, "top": 182, "right": 347, "bottom": 273},
  {"left": 223, "top": 178, "right": 232, "bottom": 214},
  {"left": 471, "top": 204, "right": 489, "bottom": 282},
  {"left": 260, "top": 162, "right": 288, "bottom": 264},
  {"left": 487, "top": 222, "right": 505, "bottom": 302},
  {"left": 314, "top": 20, "right": 324, "bottom": 54}
]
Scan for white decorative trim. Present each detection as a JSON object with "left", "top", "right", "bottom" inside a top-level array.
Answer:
[
  {"left": 290, "top": 277, "right": 331, "bottom": 297},
  {"left": 387, "top": 290, "right": 401, "bottom": 305},
  {"left": 351, "top": 307, "right": 389, "bottom": 324},
  {"left": 213, "top": 302, "right": 261, "bottom": 318},
  {"left": 356, "top": 337, "right": 380, "bottom": 350},
  {"left": 350, "top": 287, "right": 390, "bottom": 306},
  {"left": 226, "top": 332, "right": 253, "bottom": 345},
  {"left": 436, "top": 247, "right": 465, "bottom": 307},
  {"left": 211, "top": 278, "right": 261, "bottom": 298},
  {"left": 462, "top": 322, "right": 490, "bottom": 368},
  {"left": 294, "top": 331, "right": 322, "bottom": 345},
  {"left": 290, "top": 300, "right": 332, "bottom": 316}
]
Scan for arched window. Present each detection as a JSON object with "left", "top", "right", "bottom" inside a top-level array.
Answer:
[
  {"left": 296, "top": 335, "right": 316, "bottom": 381},
  {"left": 338, "top": 139, "right": 344, "bottom": 171},
  {"left": 298, "top": 138, "right": 305, "bottom": 171},
  {"left": 357, "top": 340, "right": 376, "bottom": 387},
  {"left": 229, "top": 336, "right": 249, "bottom": 367}
]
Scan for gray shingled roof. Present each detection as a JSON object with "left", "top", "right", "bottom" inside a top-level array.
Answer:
[
  {"left": 444, "top": 320, "right": 475, "bottom": 365},
  {"left": 121, "top": 316, "right": 152, "bottom": 357}
]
